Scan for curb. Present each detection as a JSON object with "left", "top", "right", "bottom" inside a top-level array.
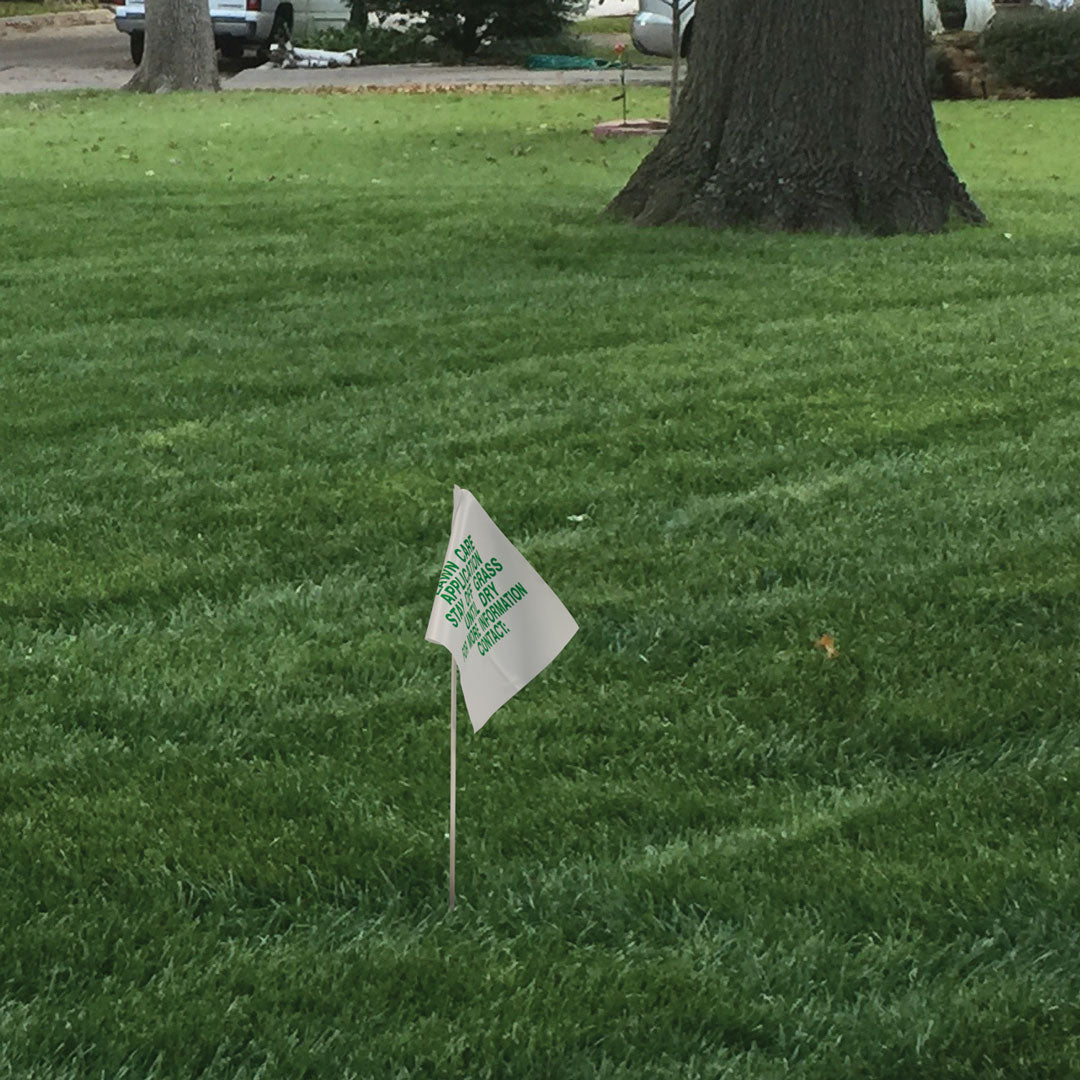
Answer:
[
  {"left": 0, "top": 7, "right": 112, "bottom": 35},
  {"left": 225, "top": 65, "right": 672, "bottom": 92}
]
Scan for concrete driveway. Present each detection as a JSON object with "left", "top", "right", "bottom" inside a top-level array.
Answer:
[
  {"left": 0, "top": 10, "right": 130, "bottom": 92},
  {"left": 225, "top": 62, "right": 666, "bottom": 91},
  {"left": 0, "top": 5, "right": 657, "bottom": 95}
]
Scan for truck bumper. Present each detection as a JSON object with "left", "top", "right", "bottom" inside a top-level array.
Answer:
[
  {"left": 114, "top": 9, "right": 267, "bottom": 42},
  {"left": 631, "top": 12, "right": 676, "bottom": 57}
]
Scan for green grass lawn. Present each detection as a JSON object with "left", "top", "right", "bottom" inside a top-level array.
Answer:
[
  {"left": 573, "top": 14, "right": 635, "bottom": 35},
  {"left": 2, "top": 88, "right": 1080, "bottom": 1078}
]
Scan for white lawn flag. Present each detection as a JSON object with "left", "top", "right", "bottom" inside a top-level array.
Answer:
[{"left": 426, "top": 486, "right": 578, "bottom": 732}]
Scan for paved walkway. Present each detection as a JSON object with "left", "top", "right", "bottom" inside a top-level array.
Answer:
[{"left": 227, "top": 61, "right": 666, "bottom": 92}]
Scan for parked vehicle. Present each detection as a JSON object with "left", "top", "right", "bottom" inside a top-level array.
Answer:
[
  {"left": 634, "top": 0, "right": 958, "bottom": 58},
  {"left": 114, "top": 0, "right": 351, "bottom": 66},
  {"left": 631, "top": 0, "right": 694, "bottom": 59}
]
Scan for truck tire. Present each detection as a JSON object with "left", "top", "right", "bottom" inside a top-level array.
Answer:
[
  {"left": 130, "top": 30, "right": 144, "bottom": 66},
  {"left": 680, "top": 20, "right": 693, "bottom": 59},
  {"left": 269, "top": 8, "right": 292, "bottom": 45}
]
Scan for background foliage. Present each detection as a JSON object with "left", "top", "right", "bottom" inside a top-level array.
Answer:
[
  {"left": 346, "top": 0, "right": 580, "bottom": 58},
  {"left": 982, "top": 8, "right": 1080, "bottom": 96}
]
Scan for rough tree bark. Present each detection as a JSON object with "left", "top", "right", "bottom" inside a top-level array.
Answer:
[
  {"left": 125, "top": 0, "right": 219, "bottom": 93},
  {"left": 608, "top": 0, "right": 984, "bottom": 235}
]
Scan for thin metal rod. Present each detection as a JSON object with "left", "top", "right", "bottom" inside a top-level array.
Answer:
[{"left": 449, "top": 657, "right": 457, "bottom": 911}]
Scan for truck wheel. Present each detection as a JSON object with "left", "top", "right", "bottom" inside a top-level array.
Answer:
[
  {"left": 130, "top": 30, "right": 144, "bottom": 66},
  {"left": 220, "top": 39, "right": 244, "bottom": 60},
  {"left": 680, "top": 20, "right": 693, "bottom": 60},
  {"left": 269, "top": 9, "right": 292, "bottom": 46}
]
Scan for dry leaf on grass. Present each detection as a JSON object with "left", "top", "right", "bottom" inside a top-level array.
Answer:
[{"left": 813, "top": 634, "right": 839, "bottom": 659}]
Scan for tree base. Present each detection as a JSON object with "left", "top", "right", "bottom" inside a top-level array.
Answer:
[
  {"left": 125, "top": 69, "right": 221, "bottom": 93},
  {"left": 607, "top": 149, "right": 985, "bottom": 235},
  {"left": 606, "top": 0, "right": 986, "bottom": 236}
]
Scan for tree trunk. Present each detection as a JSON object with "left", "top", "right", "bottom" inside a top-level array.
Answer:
[
  {"left": 125, "top": 0, "right": 219, "bottom": 93},
  {"left": 607, "top": 0, "right": 984, "bottom": 235}
]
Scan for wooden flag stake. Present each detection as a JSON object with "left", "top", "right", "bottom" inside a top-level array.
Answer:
[{"left": 449, "top": 656, "right": 457, "bottom": 911}]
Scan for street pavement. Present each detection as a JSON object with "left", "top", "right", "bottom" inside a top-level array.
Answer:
[
  {"left": 0, "top": 14, "right": 130, "bottom": 93},
  {"left": 0, "top": 6, "right": 660, "bottom": 95}
]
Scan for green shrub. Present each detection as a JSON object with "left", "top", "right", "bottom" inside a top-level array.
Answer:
[
  {"left": 350, "top": 0, "right": 580, "bottom": 60},
  {"left": 300, "top": 21, "right": 587, "bottom": 66},
  {"left": 982, "top": 9, "right": 1080, "bottom": 97},
  {"left": 474, "top": 31, "right": 588, "bottom": 65},
  {"left": 299, "top": 23, "right": 448, "bottom": 64}
]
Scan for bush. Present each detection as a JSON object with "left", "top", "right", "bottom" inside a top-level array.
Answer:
[
  {"left": 982, "top": 9, "right": 1080, "bottom": 97},
  {"left": 474, "top": 31, "right": 588, "bottom": 65},
  {"left": 301, "top": 17, "right": 588, "bottom": 66},
  {"left": 299, "top": 22, "right": 448, "bottom": 64},
  {"left": 349, "top": 0, "right": 580, "bottom": 60}
]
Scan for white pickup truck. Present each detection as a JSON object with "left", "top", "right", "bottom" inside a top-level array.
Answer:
[
  {"left": 631, "top": 0, "right": 694, "bottom": 59},
  {"left": 114, "top": 0, "right": 352, "bottom": 65}
]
